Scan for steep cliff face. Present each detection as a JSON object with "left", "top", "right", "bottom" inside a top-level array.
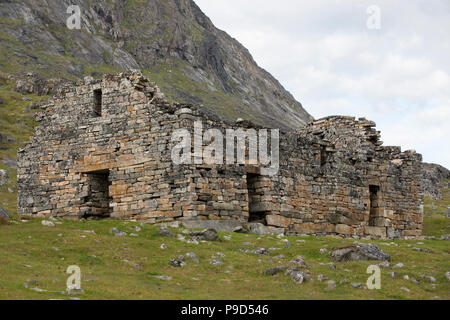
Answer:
[{"left": 0, "top": 0, "right": 313, "bottom": 129}]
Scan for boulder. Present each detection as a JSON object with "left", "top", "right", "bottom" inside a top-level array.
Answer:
[
  {"left": 289, "top": 256, "right": 308, "bottom": 268},
  {"left": 185, "top": 252, "right": 199, "bottom": 263},
  {"left": 187, "top": 229, "right": 219, "bottom": 241},
  {"left": 170, "top": 256, "right": 186, "bottom": 268},
  {"left": 263, "top": 266, "right": 287, "bottom": 276},
  {"left": 110, "top": 228, "right": 126, "bottom": 236},
  {"left": 289, "top": 271, "right": 310, "bottom": 284},
  {"left": 247, "top": 222, "right": 270, "bottom": 235},
  {"left": 41, "top": 220, "right": 55, "bottom": 227},
  {"left": 0, "top": 206, "right": 9, "bottom": 224},
  {"left": 157, "top": 227, "right": 175, "bottom": 238},
  {"left": 329, "top": 243, "right": 390, "bottom": 262}
]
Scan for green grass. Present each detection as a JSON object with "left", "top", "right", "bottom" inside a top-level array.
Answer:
[
  {"left": 423, "top": 181, "right": 450, "bottom": 237},
  {"left": 0, "top": 217, "right": 448, "bottom": 300}
]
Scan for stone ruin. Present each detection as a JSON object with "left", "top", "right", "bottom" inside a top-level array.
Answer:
[{"left": 17, "top": 71, "right": 424, "bottom": 238}]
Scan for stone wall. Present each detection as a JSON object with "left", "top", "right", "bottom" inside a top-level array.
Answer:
[{"left": 17, "top": 71, "right": 424, "bottom": 238}]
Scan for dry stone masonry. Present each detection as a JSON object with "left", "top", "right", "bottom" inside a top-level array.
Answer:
[{"left": 17, "top": 71, "right": 424, "bottom": 238}]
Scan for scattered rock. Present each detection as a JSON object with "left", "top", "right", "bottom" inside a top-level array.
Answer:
[
  {"left": 110, "top": 228, "right": 126, "bottom": 237},
  {"left": 289, "top": 256, "right": 308, "bottom": 268},
  {"left": 439, "top": 234, "right": 450, "bottom": 240},
  {"left": 422, "top": 275, "right": 436, "bottom": 282},
  {"left": 400, "top": 287, "right": 411, "bottom": 293},
  {"left": 351, "top": 282, "right": 362, "bottom": 288},
  {"left": 170, "top": 256, "right": 186, "bottom": 268},
  {"left": 445, "top": 271, "right": 450, "bottom": 281},
  {"left": 412, "top": 247, "right": 433, "bottom": 253},
  {"left": 214, "top": 252, "right": 226, "bottom": 258},
  {"left": 320, "top": 248, "right": 328, "bottom": 254},
  {"left": 41, "top": 220, "right": 55, "bottom": 227},
  {"left": 389, "top": 272, "right": 398, "bottom": 278},
  {"left": 154, "top": 275, "right": 172, "bottom": 281},
  {"left": 329, "top": 244, "right": 390, "bottom": 262},
  {"left": 378, "top": 261, "right": 390, "bottom": 268},
  {"left": 411, "top": 277, "right": 420, "bottom": 284},
  {"left": 290, "top": 271, "right": 310, "bottom": 284},
  {"left": 327, "top": 280, "right": 337, "bottom": 290},
  {"left": 157, "top": 227, "right": 175, "bottom": 238},
  {"left": 130, "top": 226, "right": 141, "bottom": 232},
  {"left": 79, "top": 230, "right": 96, "bottom": 235},
  {"left": 210, "top": 259, "right": 224, "bottom": 266},
  {"left": 317, "top": 274, "right": 328, "bottom": 282},
  {"left": 393, "top": 263, "right": 404, "bottom": 268},
  {"left": 264, "top": 266, "right": 287, "bottom": 276},
  {"left": 185, "top": 252, "right": 199, "bottom": 263},
  {"left": 403, "top": 275, "right": 410, "bottom": 280},
  {"left": 186, "top": 229, "right": 219, "bottom": 241},
  {"left": 160, "top": 244, "right": 167, "bottom": 250},
  {"left": 239, "top": 247, "right": 269, "bottom": 256}
]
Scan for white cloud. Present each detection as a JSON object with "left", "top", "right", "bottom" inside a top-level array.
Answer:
[{"left": 194, "top": 0, "right": 450, "bottom": 168}]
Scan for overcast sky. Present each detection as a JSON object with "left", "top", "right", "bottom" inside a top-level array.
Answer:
[{"left": 194, "top": 0, "right": 450, "bottom": 169}]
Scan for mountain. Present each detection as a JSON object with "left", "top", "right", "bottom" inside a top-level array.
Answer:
[
  {"left": 0, "top": 0, "right": 313, "bottom": 129},
  {"left": 422, "top": 163, "right": 450, "bottom": 201}
]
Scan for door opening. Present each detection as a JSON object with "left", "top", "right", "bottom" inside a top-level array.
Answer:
[
  {"left": 84, "top": 170, "right": 111, "bottom": 219},
  {"left": 247, "top": 173, "right": 269, "bottom": 224},
  {"left": 369, "top": 185, "right": 380, "bottom": 226}
]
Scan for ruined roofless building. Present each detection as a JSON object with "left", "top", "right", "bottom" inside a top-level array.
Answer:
[{"left": 17, "top": 71, "right": 424, "bottom": 238}]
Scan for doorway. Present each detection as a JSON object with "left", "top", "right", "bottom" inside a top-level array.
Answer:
[
  {"left": 369, "top": 185, "right": 380, "bottom": 226},
  {"left": 84, "top": 170, "right": 111, "bottom": 219},
  {"left": 247, "top": 173, "right": 269, "bottom": 224}
]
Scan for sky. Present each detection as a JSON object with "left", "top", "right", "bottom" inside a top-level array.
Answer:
[{"left": 194, "top": 0, "right": 450, "bottom": 169}]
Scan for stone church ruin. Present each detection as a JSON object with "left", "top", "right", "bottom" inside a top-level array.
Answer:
[{"left": 17, "top": 71, "right": 424, "bottom": 238}]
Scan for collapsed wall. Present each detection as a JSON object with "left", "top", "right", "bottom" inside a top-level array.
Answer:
[{"left": 17, "top": 71, "right": 424, "bottom": 238}]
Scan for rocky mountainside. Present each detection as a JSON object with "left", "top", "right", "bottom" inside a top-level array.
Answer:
[
  {"left": 422, "top": 163, "right": 450, "bottom": 200},
  {"left": 0, "top": 0, "right": 313, "bottom": 129}
]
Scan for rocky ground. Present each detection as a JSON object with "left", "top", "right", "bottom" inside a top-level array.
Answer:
[{"left": 0, "top": 215, "right": 448, "bottom": 300}]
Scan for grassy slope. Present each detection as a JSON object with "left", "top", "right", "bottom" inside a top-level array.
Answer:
[{"left": 0, "top": 218, "right": 449, "bottom": 300}]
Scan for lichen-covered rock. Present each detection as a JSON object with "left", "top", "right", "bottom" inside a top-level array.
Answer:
[
  {"left": 170, "top": 256, "right": 186, "bottom": 268},
  {"left": 110, "top": 228, "right": 126, "bottom": 237},
  {"left": 157, "top": 227, "right": 175, "bottom": 238},
  {"left": 289, "top": 256, "right": 308, "bottom": 268},
  {"left": 329, "top": 244, "right": 390, "bottom": 262},
  {"left": 188, "top": 229, "right": 219, "bottom": 241},
  {"left": 263, "top": 266, "right": 287, "bottom": 276}
]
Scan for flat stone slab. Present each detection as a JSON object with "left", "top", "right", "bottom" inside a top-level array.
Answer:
[
  {"left": 329, "top": 243, "right": 390, "bottom": 262},
  {"left": 181, "top": 220, "right": 243, "bottom": 232}
]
